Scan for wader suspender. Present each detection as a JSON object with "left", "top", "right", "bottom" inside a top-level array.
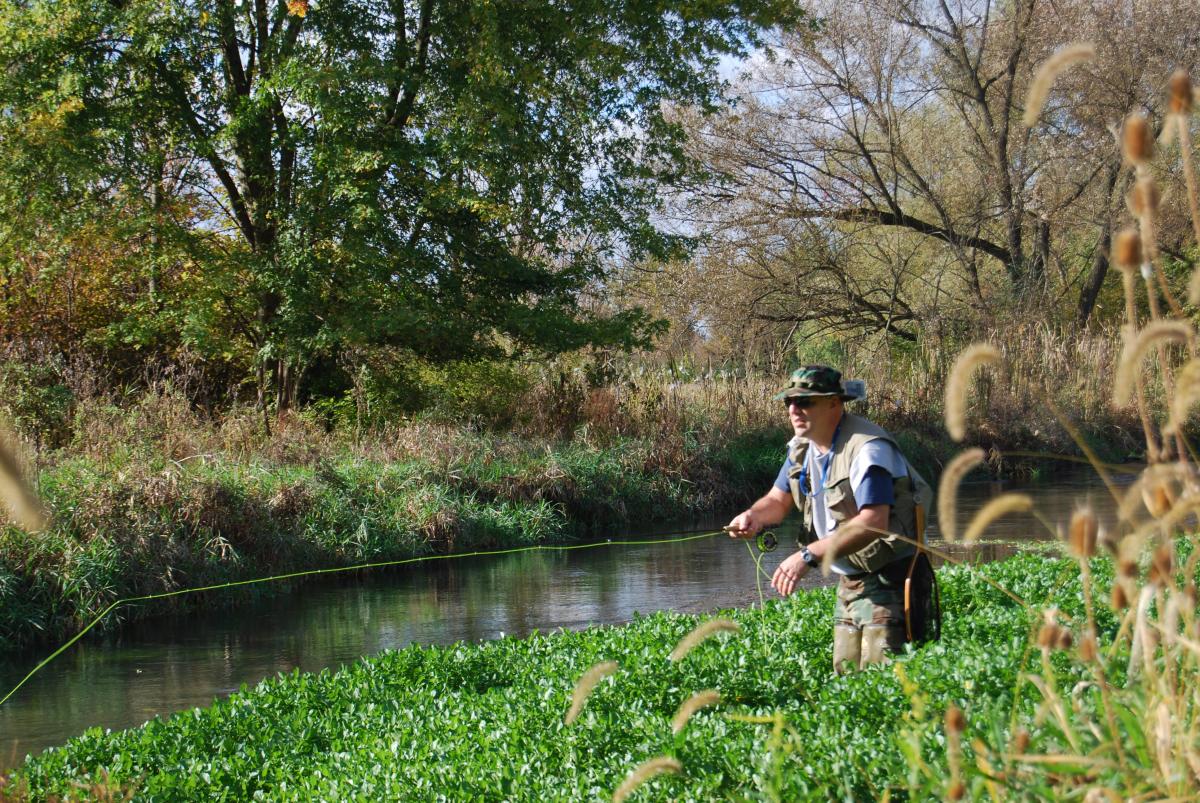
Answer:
[{"left": 903, "top": 503, "right": 942, "bottom": 642}]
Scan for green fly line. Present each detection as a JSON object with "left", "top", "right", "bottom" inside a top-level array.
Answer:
[{"left": 2, "top": 527, "right": 770, "bottom": 708}]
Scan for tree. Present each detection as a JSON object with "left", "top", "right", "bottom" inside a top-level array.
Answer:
[
  {"left": 661, "top": 0, "right": 1200, "bottom": 357},
  {"left": 0, "top": 0, "right": 802, "bottom": 410}
]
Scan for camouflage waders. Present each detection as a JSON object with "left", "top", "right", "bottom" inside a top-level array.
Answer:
[{"left": 832, "top": 553, "right": 939, "bottom": 674}]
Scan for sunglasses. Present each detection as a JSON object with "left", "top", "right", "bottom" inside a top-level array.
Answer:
[{"left": 783, "top": 396, "right": 828, "bottom": 410}]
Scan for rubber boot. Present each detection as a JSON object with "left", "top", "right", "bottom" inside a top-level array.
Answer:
[
  {"left": 833, "top": 625, "right": 862, "bottom": 674},
  {"left": 861, "top": 624, "right": 905, "bottom": 667}
]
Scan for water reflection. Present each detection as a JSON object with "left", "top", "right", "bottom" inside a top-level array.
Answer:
[{"left": 0, "top": 471, "right": 1121, "bottom": 769}]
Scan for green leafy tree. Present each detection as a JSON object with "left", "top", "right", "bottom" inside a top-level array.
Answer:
[{"left": 0, "top": 0, "right": 801, "bottom": 411}]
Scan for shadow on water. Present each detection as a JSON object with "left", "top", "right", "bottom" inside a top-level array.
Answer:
[{"left": 0, "top": 470, "right": 1122, "bottom": 769}]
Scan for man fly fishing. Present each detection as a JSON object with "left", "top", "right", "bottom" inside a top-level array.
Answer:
[{"left": 726, "top": 365, "right": 940, "bottom": 673}]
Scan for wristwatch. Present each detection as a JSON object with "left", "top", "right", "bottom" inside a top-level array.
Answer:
[{"left": 800, "top": 546, "right": 819, "bottom": 568}]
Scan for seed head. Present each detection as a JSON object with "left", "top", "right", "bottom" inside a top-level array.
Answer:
[
  {"left": 1118, "top": 558, "right": 1138, "bottom": 578},
  {"left": 1078, "top": 634, "right": 1097, "bottom": 662},
  {"left": 1111, "top": 583, "right": 1129, "bottom": 611},
  {"left": 1112, "top": 229, "right": 1142, "bottom": 271},
  {"left": 1169, "top": 70, "right": 1193, "bottom": 115},
  {"left": 1037, "top": 623, "right": 1058, "bottom": 649},
  {"left": 1122, "top": 114, "right": 1154, "bottom": 165},
  {"left": 1011, "top": 729, "right": 1030, "bottom": 754},
  {"left": 1055, "top": 629, "right": 1074, "bottom": 651},
  {"left": 1068, "top": 509, "right": 1098, "bottom": 558},
  {"left": 1151, "top": 543, "right": 1174, "bottom": 584},
  {"left": 945, "top": 704, "right": 966, "bottom": 736},
  {"left": 945, "top": 344, "right": 1002, "bottom": 442},
  {"left": 1127, "top": 177, "right": 1160, "bottom": 218},
  {"left": 947, "top": 780, "right": 966, "bottom": 800}
]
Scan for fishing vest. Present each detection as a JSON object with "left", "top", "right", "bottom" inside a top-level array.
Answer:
[{"left": 786, "top": 413, "right": 933, "bottom": 574}]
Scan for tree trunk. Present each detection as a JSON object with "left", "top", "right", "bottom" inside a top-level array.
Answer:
[{"left": 1077, "top": 162, "right": 1123, "bottom": 327}]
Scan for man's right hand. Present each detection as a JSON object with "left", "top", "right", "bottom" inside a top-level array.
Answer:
[{"left": 725, "top": 511, "right": 763, "bottom": 539}]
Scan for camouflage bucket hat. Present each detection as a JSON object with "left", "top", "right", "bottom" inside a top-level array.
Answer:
[{"left": 773, "top": 365, "right": 863, "bottom": 401}]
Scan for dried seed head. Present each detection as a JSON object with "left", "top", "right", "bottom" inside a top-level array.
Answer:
[
  {"left": 669, "top": 619, "right": 740, "bottom": 662},
  {"left": 1112, "top": 228, "right": 1142, "bottom": 271},
  {"left": 1112, "top": 583, "right": 1129, "bottom": 611},
  {"left": 1150, "top": 543, "right": 1174, "bottom": 584},
  {"left": 945, "top": 704, "right": 966, "bottom": 736},
  {"left": 1055, "top": 629, "right": 1074, "bottom": 651},
  {"left": 938, "top": 448, "right": 985, "bottom": 543},
  {"left": 961, "top": 494, "right": 1034, "bottom": 543},
  {"left": 1123, "top": 114, "right": 1154, "bottom": 164},
  {"left": 1118, "top": 558, "right": 1138, "bottom": 579},
  {"left": 1038, "top": 623, "right": 1058, "bottom": 649},
  {"left": 1170, "top": 70, "right": 1193, "bottom": 115},
  {"left": 1022, "top": 42, "right": 1096, "bottom": 127},
  {"left": 1011, "top": 729, "right": 1030, "bottom": 754},
  {"left": 670, "top": 690, "right": 721, "bottom": 734},
  {"left": 1114, "top": 321, "right": 1194, "bottom": 406},
  {"left": 1142, "top": 481, "right": 1175, "bottom": 517},
  {"left": 565, "top": 661, "right": 620, "bottom": 725},
  {"left": 945, "top": 344, "right": 1002, "bottom": 441},
  {"left": 1068, "top": 509, "right": 1098, "bottom": 558},
  {"left": 612, "top": 756, "right": 683, "bottom": 803},
  {"left": 1078, "top": 634, "right": 1098, "bottom": 662},
  {"left": 947, "top": 780, "right": 966, "bottom": 801},
  {"left": 1127, "top": 177, "right": 1161, "bottom": 218}
]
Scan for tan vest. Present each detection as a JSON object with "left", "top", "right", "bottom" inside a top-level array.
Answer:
[{"left": 786, "top": 413, "right": 932, "bottom": 574}]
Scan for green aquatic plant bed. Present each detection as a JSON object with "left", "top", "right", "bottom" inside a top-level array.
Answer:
[{"left": 5, "top": 552, "right": 1119, "bottom": 800}]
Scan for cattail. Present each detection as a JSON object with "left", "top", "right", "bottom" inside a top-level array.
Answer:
[
  {"left": 938, "top": 449, "right": 985, "bottom": 543},
  {"left": 0, "top": 431, "right": 46, "bottom": 532},
  {"left": 945, "top": 704, "right": 966, "bottom": 736},
  {"left": 1067, "top": 509, "right": 1098, "bottom": 558},
  {"left": 945, "top": 344, "right": 1002, "bottom": 441},
  {"left": 1122, "top": 113, "right": 1154, "bottom": 165},
  {"left": 612, "top": 756, "right": 682, "bottom": 803},
  {"left": 671, "top": 690, "right": 721, "bottom": 734},
  {"left": 565, "top": 660, "right": 619, "bottom": 725},
  {"left": 1113, "top": 321, "right": 1193, "bottom": 406},
  {"left": 961, "top": 493, "right": 1033, "bottom": 543},
  {"left": 669, "top": 619, "right": 740, "bottom": 662},
  {"left": 1022, "top": 43, "right": 1096, "bottom": 127},
  {"left": 1111, "top": 228, "right": 1142, "bottom": 271},
  {"left": 1127, "top": 177, "right": 1161, "bottom": 218},
  {"left": 1170, "top": 70, "right": 1193, "bottom": 115}
]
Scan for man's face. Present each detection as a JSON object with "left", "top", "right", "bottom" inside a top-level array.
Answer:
[{"left": 785, "top": 395, "right": 840, "bottom": 438}]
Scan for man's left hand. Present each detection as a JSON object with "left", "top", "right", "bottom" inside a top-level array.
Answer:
[{"left": 771, "top": 551, "right": 810, "bottom": 597}]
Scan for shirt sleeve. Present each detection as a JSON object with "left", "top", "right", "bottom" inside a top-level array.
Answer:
[
  {"left": 854, "top": 465, "right": 895, "bottom": 507},
  {"left": 849, "top": 440, "right": 908, "bottom": 507},
  {"left": 773, "top": 455, "right": 794, "bottom": 494}
]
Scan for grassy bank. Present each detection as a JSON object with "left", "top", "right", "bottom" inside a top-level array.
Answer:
[
  {"left": 0, "top": 423, "right": 783, "bottom": 651},
  {"left": 0, "top": 346, "right": 1141, "bottom": 652},
  {"left": 0, "top": 549, "right": 1145, "bottom": 800}
]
